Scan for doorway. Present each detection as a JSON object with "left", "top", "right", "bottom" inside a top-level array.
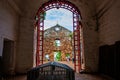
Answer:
[
  {"left": 34, "top": 0, "right": 84, "bottom": 72},
  {"left": 54, "top": 51, "right": 61, "bottom": 61},
  {"left": 2, "top": 39, "right": 14, "bottom": 74}
]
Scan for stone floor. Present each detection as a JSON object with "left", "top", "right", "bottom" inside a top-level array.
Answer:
[
  {"left": 2, "top": 73, "right": 114, "bottom": 80},
  {"left": 2, "top": 61, "right": 114, "bottom": 80},
  {"left": 75, "top": 73, "right": 114, "bottom": 80}
]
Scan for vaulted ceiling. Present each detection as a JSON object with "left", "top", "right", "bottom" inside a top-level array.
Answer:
[{"left": 11, "top": 0, "right": 97, "bottom": 19}]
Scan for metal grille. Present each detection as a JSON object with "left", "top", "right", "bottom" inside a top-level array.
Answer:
[{"left": 27, "top": 62, "right": 75, "bottom": 80}]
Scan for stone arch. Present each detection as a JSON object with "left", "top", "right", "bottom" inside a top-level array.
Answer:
[
  {"left": 34, "top": 0, "right": 84, "bottom": 72},
  {"left": 36, "top": 0, "right": 81, "bottom": 15}
]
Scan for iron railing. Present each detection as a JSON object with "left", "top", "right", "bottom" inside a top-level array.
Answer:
[{"left": 27, "top": 62, "right": 75, "bottom": 80}]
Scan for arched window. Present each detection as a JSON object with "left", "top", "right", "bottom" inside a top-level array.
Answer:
[{"left": 55, "top": 39, "right": 61, "bottom": 46}]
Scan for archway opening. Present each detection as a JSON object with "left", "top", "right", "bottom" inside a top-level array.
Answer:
[
  {"left": 43, "top": 8, "right": 73, "bottom": 63},
  {"left": 34, "top": 0, "right": 85, "bottom": 72}
]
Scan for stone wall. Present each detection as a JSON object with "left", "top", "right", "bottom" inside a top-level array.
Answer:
[
  {"left": 1, "top": 0, "right": 119, "bottom": 74},
  {"left": 44, "top": 25, "right": 73, "bottom": 61},
  {"left": 96, "top": 0, "right": 120, "bottom": 45},
  {"left": 0, "top": 0, "right": 19, "bottom": 74},
  {"left": 96, "top": 0, "right": 120, "bottom": 78},
  {"left": 16, "top": 17, "right": 34, "bottom": 73},
  {"left": 77, "top": 1, "right": 99, "bottom": 72}
]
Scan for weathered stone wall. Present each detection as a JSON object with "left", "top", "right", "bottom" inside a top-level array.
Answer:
[
  {"left": 95, "top": 0, "right": 120, "bottom": 78},
  {"left": 44, "top": 25, "right": 72, "bottom": 61},
  {"left": 0, "top": 0, "right": 19, "bottom": 74},
  {"left": 76, "top": 1, "right": 99, "bottom": 72},
  {"left": 95, "top": 0, "right": 120, "bottom": 45},
  {"left": 16, "top": 17, "right": 34, "bottom": 73},
  {"left": 2, "top": 0, "right": 119, "bottom": 74}
]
